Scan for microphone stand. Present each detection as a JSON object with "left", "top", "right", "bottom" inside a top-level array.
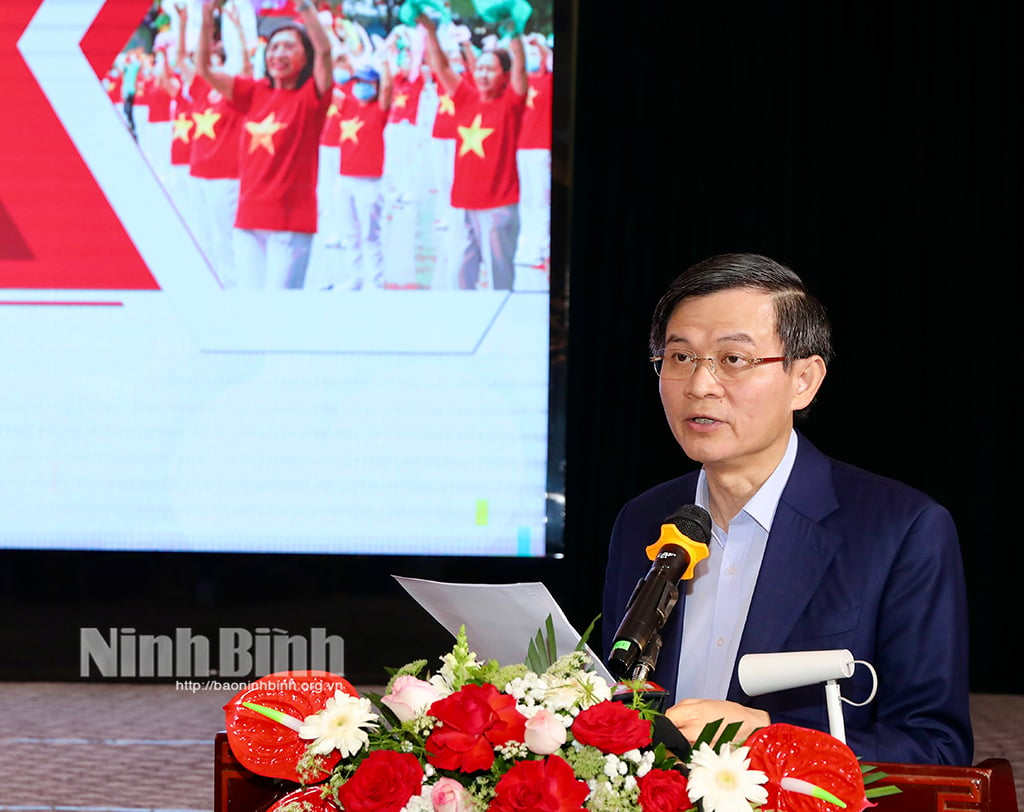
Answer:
[
  {"left": 630, "top": 632, "right": 662, "bottom": 684},
  {"left": 622, "top": 630, "right": 692, "bottom": 763}
]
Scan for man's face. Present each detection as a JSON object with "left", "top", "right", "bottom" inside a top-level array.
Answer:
[{"left": 657, "top": 288, "right": 820, "bottom": 476}]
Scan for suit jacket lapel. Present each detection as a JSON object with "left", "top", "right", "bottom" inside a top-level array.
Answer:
[{"left": 727, "top": 435, "right": 844, "bottom": 699}]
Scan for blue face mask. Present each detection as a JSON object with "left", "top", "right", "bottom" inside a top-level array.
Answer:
[
  {"left": 333, "top": 68, "right": 351, "bottom": 84},
  {"left": 452, "top": 63, "right": 465, "bottom": 75},
  {"left": 351, "top": 81, "right": 377, "bottom": 102},
  {"left": 526, "top": 52, "right": 541, "bottom": 73}
]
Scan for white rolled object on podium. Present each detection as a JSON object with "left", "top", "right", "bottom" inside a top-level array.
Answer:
[
  {"left": 739, "top": 649, "right": 862, "bottom": 743},
  {"left": 738, "top": 649, "right": 856, "bottom": 696}
]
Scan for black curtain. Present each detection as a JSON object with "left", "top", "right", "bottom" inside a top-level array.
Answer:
[{"left": 563, "top": 2, "right": 1024, "bottom": 693}]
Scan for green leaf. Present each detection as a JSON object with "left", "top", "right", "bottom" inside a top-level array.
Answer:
[
  {"left": 717, "top": 721, "right": 744, "bottom": 746},
  {"left": 865, "top": 785, "right": 903, "bottom": 799},
  {"left": 693, "top": 718, "right": 723, "bottom": 750},
  {"left": 574, "top": 614, "right": 600, "bottom": 652},
  {"left": 525, "top": 614, "right": 559, "bottom": 672},
  {"left": 860, "top": 762, "right": 902, "bottom": 797}
]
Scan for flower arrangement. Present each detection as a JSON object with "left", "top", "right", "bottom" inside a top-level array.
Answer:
[{"left": 223, "top": 624, "right": 899, "bottom": 812}]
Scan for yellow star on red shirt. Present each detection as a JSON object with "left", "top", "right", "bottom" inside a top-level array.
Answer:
[
  {"left": 526, "top": 86, "right": 539, "bottom": 110},
  {"left": 172, "top": 114, "right": 194, "bottom": 142},
  {"left": 457, "top": 114, "right": 494, "bottom": 158},
  {"left": 245, "top": 112, "right": 288, "bottom": 155},
  {"left": 436, "top": 94, "right": 455, "bottom": 117},
  {"left": 340, "top": 116, "right": 364, "bottom": 143},
  {"left": 393, "top": 92, "right": 409, "bottom": 109},
  {"left": 192, "top": 107, "right": 222, "bottom": 140}
]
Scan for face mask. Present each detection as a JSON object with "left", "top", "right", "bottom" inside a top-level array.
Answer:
[
  {"left": 351, "top": 81, "right": 377, "bottom": 102},
  {"left": 333, "top": 68, "right": 351, "bottom": 84},
  {"left": 452, "top": 63, "right": 465, "bottom": 74},
  {"left": 526, "top": 52, "right": 541, "bottom": 73}
]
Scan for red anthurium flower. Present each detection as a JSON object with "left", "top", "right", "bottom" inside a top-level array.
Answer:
[
  {"left": 490, "top": 754, "right": 591, "bottom": 812},
  {"left": 425, "top": 682, "right": 527, "bottom": 772},
  {"left": 266, "top": 785, "right": 340, "bottom": 811},
  {"left": 745, "top": 723, "right": 873, "bottom": 812},
  {"left": 225, "top": 670, "right": 359, "bottom": 783},
  {"left": 570, "top": 700, "right": 653, "bottom": 754}
]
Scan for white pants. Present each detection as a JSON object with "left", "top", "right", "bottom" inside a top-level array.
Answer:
[
  {"left": 514, "top": 148, "right": 551, "bottom": 267},
  {"left": 335, "top": 175, "right": 384, "bottom": 286},
  {"left": 192, "top": 176, "right": 240, "bottom": 288},
  {"left": 233, "top": 228, "right": 313, "bottom": 289}
]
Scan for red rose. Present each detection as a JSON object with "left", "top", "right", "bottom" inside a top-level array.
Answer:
[
  {"left": 637, "top": 768, "right": 691, "bottom": 812},
  {"left": 490, "top": 754, "right": 590, "bottom": 812},
  {"left": 335, "top": 750, "right": 424, "bottom": 812},
  {"left": 426, "top": 683, "right": 527, "bottom": 772},
  {"left": 745, "top": 723, "right": 871, "bottom": 812},
  {"left": 570, "top": 700, "right": 652, "bottom": 754}
]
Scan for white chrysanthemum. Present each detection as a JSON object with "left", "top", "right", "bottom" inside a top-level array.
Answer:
[
  {"left": 686, "top": 742, "right": 768, "bottom": 812},
  {"left": 298, "top": 690, "right": 379, "bottom": 756}
]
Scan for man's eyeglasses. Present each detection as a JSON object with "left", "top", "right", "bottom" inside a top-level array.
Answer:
[{"left": 651, "top": 350, "right": 787, "bottom": 382}]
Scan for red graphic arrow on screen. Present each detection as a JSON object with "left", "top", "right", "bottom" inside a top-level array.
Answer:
[{"left": 0, "top": 0, "right": 159, "bottom": 289}]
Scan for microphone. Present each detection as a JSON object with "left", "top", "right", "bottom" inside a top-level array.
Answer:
[{"left": 606, "top": 504, "right": 712, "bottom": 681}]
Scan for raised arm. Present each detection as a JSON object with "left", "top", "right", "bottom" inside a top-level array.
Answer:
[
  {"left": 173, "top": 2, "right": 195, "bottom": 86},
  {"left": 417, "top": 14, "right": 460, "bottom": 96},
  {"left": 222, "top": 1, "right": 253, "bottom": 77},
  {"left": 377, "top": 52, "right": 394, "bottom": 111},
  {"left": 507, "top": 32, "right": 527, "bottom": 97},
  {"left": 195, "top": 0, "right": 234, "bottom": 98},
  {"left": 294, "top": 0, "right": 334, "bottom": 97}
]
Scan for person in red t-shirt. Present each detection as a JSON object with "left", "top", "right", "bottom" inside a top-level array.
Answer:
[
  {"left": 196, "top": 0, "right": 333, "bottom": 290},
  {"left": 514, "top": 33, "right": 552, "bottom": 284},
  {"left": 328, "top": 62, "right": 393, "bottom": 291},
  {"left": 380, "top": 27, "right": 426, "bottom": 290},
  {"left": 420, "top": 15, "right": 527, "bottom": 291},
  {"left": 140, "top": 47, "right": 174, "bottom": 187},
  {"left": 188, "top": 2, "right": 253, "bottom": 289},
  {"left": 314, "top": 49, "right": 353, "bottom": 255},
  {"left": 425, "top": 31, "right": 474, "bottom": 290}
]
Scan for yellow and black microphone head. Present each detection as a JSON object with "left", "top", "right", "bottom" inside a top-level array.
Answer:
[
  {"left": 644, "top": 504, "right": 712, "bottom": 580},
  {"left": 606, "top": 504, "right": 714, "bottom": 682}
]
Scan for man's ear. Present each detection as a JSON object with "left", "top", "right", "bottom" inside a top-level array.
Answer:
[{"left": 792, "top": 355, "right": 827, "bottom": 410}]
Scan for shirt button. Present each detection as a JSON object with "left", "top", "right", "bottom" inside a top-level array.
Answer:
[
  {"left": 726, "top": 565, "right": 737, "bottom": 575},
  {"left": 715, "top": 637, "right": 725, "bottom": 648}
]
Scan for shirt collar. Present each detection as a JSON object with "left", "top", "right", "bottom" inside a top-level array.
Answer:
[{"left": 696, "top": 429, "right": 799, "bottom": 538}]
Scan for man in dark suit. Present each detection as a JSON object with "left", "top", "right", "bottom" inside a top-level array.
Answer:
[{"left": 602, "top": 252, "right": 972, "bottom": 765}]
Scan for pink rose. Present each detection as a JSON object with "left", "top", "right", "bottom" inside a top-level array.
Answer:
[
  {"left": 382, "top": 675, "right": 443, "bottom": 722},
  {"left": 524, "top": 709, "right": 567, "bottom": 755},
  {"left": 430, "top": 777, "right": 472, "bottom": 812}
]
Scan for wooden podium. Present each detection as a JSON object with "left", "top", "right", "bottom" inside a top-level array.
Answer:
[{"left": 213, "top": 732, "right": 1019, "bottom": 812}]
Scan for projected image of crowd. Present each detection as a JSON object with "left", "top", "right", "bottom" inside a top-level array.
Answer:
[{"left": 102, "top": 0, "right": 553, "bottom": 292}]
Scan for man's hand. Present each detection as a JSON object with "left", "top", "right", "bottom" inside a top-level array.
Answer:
[{"left": 665, "top": 699, "right": 770, "bottom": 744}]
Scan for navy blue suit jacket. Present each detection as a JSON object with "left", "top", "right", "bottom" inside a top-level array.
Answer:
[{"left": 601, "top": 432, "right": 973, "bottom": 765}]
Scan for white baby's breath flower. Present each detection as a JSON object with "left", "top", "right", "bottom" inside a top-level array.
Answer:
[
  {"left": 686, "top": 742, "right": 769, "bottom": 812},
  {"left": 298, "top": 690, "right": 379, "bottom": 757}
]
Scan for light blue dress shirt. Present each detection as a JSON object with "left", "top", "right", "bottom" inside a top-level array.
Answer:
[{"left": 674, "top": 430, "right": 799, "bottom": 701}]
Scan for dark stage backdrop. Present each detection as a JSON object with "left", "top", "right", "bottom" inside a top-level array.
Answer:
[
  {"left": 565, "top": 2, "right": 1023, "bottom": 693},
  {"left": 1, "top": 2, "right": 1021, "bottom": 695}
]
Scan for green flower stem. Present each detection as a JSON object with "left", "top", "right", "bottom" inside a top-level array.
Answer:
[
  {"left": 780, "top": 777, "right": 847, "bottom": 808},
  {"left": 242, "top": 701, "right": 305, "bottom": 733}
]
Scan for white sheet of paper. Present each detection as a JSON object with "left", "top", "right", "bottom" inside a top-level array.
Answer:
[{"left": 393, "top": 575, "right": 613, "bottom": 682}]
